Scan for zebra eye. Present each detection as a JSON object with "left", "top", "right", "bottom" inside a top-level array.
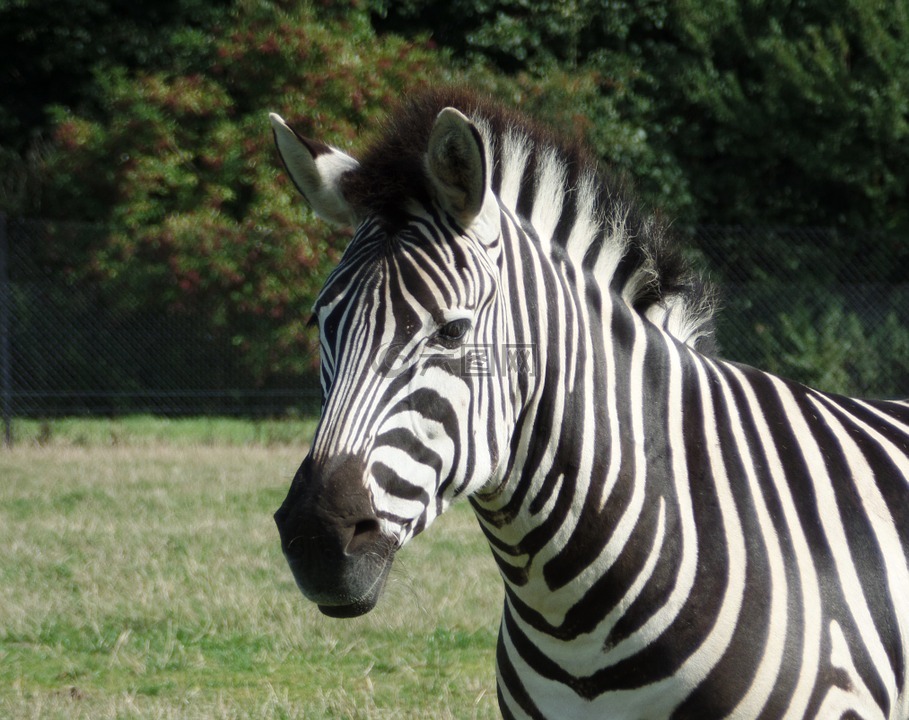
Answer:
[{"left": 436, "top": 318, "right": 471, "bottom": 346}]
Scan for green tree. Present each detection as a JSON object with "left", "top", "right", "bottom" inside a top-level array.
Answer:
[
  {"left": 34, "top": 1, "right": 466, "bottom": 381},
  {"left": 371, "top": 0, "right": 909, "bottom": 236},
  {"left": 370, "top": 0, "right": 692, "bottom": 217},
  {"left": 0, "top": 0, "right": 228, "bottom": 148},
  {"left": 0, "top": 0, "right": 230, "bottom": 215},
  {"left": 662, "top": 0, "right": 909, "bottom": 233},
  {"left": 370, "top": 0, "right": 669, "bottom": 71}
]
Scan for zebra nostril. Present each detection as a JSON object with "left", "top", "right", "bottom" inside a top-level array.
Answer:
[
  {"left": 354, "top": 518, "right": 379, "bottom": 534},
  {"left": 346, "top": 518, "right": 382, "bottom": 554}
]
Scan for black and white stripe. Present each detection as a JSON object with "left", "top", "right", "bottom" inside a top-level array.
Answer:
[{"left": 270, "top": 89, "right": 909, "bottom": 719}]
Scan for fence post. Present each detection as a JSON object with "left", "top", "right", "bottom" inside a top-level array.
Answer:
[{"left": 1, "top": 212, "right": 11, "bottom": 447}]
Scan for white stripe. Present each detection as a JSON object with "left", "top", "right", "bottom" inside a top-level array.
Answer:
[
  {"left": 768, "top": 376, "right": 896, "bottom": 708},
  {"left": 530, "top": 148, "right": 565, "bottom": 253},
  {"left": 564, "top": 170, "right": 601, "bottom": 265},
  {"left": 705, "top": 358, "right": 787, "bottom": 718},
  {"left": 600, "top": 323, "right": 699, "bottom": 668},
  {"left": 810, "top": 392, "right": 909, "bottom": 714},
  {"left": 721, "top": 364, "right": 823, "bottom": 720},
  {"left": 816, "top": 620, "right": 888, "bottom": 720},
  {"left": 498, "top": 130, "right": 531, "bottom": 210}
]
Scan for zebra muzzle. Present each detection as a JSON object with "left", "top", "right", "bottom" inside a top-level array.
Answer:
[{"left": 274, "top": 453, "right": 396, "bottom": 618}]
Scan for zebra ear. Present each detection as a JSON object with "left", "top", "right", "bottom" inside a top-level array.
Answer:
[
  {"left": 426, "top": 107, "right": 488, "bottom": 226},
  {"left": 269, "top": 113, "right": 360, "bottom": 226}
]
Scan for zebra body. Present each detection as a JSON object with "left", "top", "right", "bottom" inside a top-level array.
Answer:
[{"left": 269, "top": 89, "right": 909, "bottom": 719}]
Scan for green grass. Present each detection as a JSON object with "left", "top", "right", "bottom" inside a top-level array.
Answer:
[
  {"left": 0, "top": 419, "right": 503, "bottom": 718},
  {"left": 7, "top": 415, "right": 320, "bottom": 448}
]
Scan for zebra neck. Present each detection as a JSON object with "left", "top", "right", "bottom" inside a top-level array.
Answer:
[{"left": 472, "top": 292, "right": 694, "bottom": 626}]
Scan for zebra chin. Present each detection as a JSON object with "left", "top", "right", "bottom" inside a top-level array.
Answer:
[{"left": 286, "top": 550, "right": 396, "bottom": 619}]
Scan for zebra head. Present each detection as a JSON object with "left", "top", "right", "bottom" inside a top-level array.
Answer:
[{"left": 269, "top": 102, "right": 515, "bottom": 617}]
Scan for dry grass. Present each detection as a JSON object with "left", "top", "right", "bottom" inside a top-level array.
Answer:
[{"left": 0, "top": 439, "right": 503, "bottom": 719}]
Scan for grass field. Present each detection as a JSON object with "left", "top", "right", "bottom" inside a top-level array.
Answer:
[{"left": 0, "top": 418, "right": 503, "bottom": 719}]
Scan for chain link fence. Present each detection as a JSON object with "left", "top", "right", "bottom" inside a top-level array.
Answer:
[
  {"left": 0, "top": 214, "right": 321, "bottom": 443},
  {"left": 686, "top": 225, "right": 909, "bottom": 400},
  {"left": 2, "top": 214, "right": 908, "bottom": 445}
]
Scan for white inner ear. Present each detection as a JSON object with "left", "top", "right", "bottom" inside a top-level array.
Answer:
[
  {"left": 426, "top": 107, "right": 488, "bottom": 226},
  {"left": 269, "top": 113, "right": 360, "bottom": 226}
]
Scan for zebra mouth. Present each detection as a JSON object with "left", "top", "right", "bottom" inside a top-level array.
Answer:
[
  {"left": 318, "top": 596, "right": 379, "bottom": 618},
  {"left": 312, "top": 552, "right": 394, "bottom": 618},
  {"left": 281, "top": 530, "right": 397, "bottom": 619}
]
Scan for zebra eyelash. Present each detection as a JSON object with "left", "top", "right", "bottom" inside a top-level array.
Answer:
[{"left": 430, "top": 318, "right": 472, "bottom": 349}]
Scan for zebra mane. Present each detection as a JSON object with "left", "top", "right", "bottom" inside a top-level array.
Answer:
[{"left": 340, "top": 87, "right": 717, "bottom": 352}]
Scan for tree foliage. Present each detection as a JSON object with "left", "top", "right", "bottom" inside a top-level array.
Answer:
[
  {"left": 2, "top": 0, "right": 907, "bottom": 392},
  {"left": 663, "top": 0, "right": 909, "bottom": 232},
  {"left": 372, "top": 0, "right": 909, "bottom": 233},
  {"left": 0, "top": 0, "right": 230, "bottom": 149},
  {"left": 12, "top": 1, "right": 467, "bottom": 380}
]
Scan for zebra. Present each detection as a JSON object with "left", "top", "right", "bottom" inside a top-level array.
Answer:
[{"left": 269, "top": 88, "right": 909, "bottom": 720}]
